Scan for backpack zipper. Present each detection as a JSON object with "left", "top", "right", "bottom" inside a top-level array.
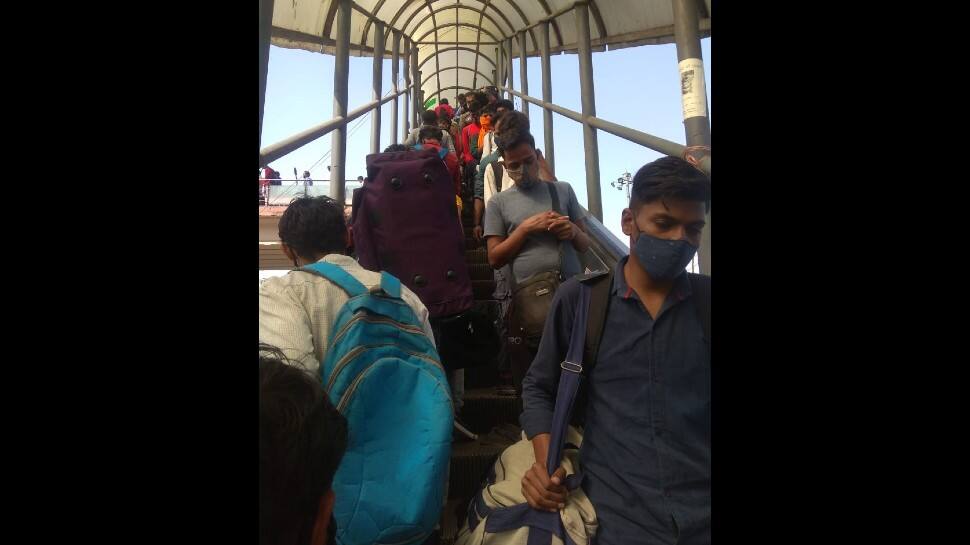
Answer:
[
  {"left": 330, "top": 312, "right": 426, "bottom": 347},
  {"left": 327, "top": 343, "right": 444, "bottom": 394}
]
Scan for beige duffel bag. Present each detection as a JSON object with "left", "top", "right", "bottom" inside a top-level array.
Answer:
[{"left": 454, "top": 426, "right": 597, "bottom": 545}]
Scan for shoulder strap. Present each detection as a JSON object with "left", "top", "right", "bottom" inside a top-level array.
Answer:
[
  {"left": 545, "top": 181, "right": 562, "bottom": 215},
  {"left": 582, "top": 269, "right": 613, "bottom": 377},
  {"left": 379, "top": 271, "right": 402, "bottom": 298},
  {"left": 545, "top": 281, "right": 592, "bottom": 474},
  {"left": 438, "top": 147, "right": 448, "bottom": 160},
  {"left": 491, "top": 161, "right": 504, "bottom": 192},
  {"left": 298, "top": 262, "right": 367, "bottom": 297},
  {"left": 688, "top": 273, "right": 711, "bottom": 343},
  {"left": 546, "top": 182, "right": 564, "bottom": 277}
]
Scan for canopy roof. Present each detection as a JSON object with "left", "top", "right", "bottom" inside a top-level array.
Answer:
[{"left": 271, "top": 0, "right": 711, "bottom": 104}]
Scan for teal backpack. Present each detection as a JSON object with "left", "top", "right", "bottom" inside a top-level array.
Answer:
[{"left": 299, "top": 262, "right": 453, "bottom": 545}]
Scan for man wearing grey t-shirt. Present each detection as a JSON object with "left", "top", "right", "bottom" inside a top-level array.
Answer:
[{"left": 483, "top": 129, "right": 591, "bottom": 394}]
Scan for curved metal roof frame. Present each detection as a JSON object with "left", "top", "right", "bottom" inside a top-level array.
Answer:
[
  {"left": 402, "top": 4, "right": 519, "bottom": 46},
  {"left": 270, "top": 1, "right": 712, "bottom": 90},
  {"left": 435, "top": 85, "right": 476, "bottom": 95},
  {"left": 417, "top": 46, "right": 495, "bottom": 71},
  {"left": 413, "top": 23, "right": 501, "bottom": 45},
  {"left": 421, "top": 66, "right": 492, "bottom": 87}
]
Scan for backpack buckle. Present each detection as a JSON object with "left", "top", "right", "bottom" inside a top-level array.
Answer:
[{"left": 560, "top": 361, "right": 583, "bottom": 373}]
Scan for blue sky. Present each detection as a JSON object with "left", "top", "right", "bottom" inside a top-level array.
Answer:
[{"left": 261, "top": 38, "right": 711, "bottom": 242}]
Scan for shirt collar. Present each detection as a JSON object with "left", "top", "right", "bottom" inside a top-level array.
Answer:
[
  {"left": 611, "top": 255, "right": 692, "bottom": 301},
  {"left": 319, "top": 254, "right": 358, "bottom": 268}
]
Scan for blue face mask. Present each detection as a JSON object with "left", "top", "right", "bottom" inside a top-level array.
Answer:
[{"left": 633, "top": 224, "right": 697, "bottom": 281}]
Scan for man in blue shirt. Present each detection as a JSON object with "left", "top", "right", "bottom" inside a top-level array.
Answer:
[{"left": 519, "top": 156, "right": 711, "bottom": 545}]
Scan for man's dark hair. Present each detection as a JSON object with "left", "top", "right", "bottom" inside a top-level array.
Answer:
[
  {"left": 630, "top": 156, "right": 711, "bottom": 212},
  {"left": 440, "top": 98, "right": 449, "bottom": 105},
  {"left": 421, "top": 110, "right": 438, "bottom": 125},
  {"left": 495, "top": 99, "right": 514, "bottom": 112},
  {"left": 259, "top": 344, "right": 348, "bottom": 545},
  {"left": 278, "top": 196, "right": 348, "bottom": 259},
  {"left": 468, "top": 91, "right": 488, "bottom": 113},
  {"left": 494, "top": 111, "right": 532, "bottom": 152},
  {"left": 457, "top": 93, "right": 466, "bottom": 103},
  {"left": 418, "top": 126, "right": 443, "bottom": 143},
  {"left": 383, "top": 144, "right": 409, "bottom": 153}
]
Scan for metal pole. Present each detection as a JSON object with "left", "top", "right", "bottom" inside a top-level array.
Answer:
[
  {"left": 672, "top": 0, "right": 712, "bottom": 274},
  {"left": 370, "top": 21, "right": 385, "bottom": 155},
  {"left": 495, "top": 40, "right": 505, "bottom": 94},
  {"left": 259, "top": 89, "right": 408, "bottom": 164},
  {"left": 402, "top": 39, "right": 411, "bottom": 141},
  {"left": 494, "top": 47, "right": 500, "bottom": 87},
  {"left": 518, "top": 31, "right": 529, "bottom": 120},
  {"left": 330, "top": 0, "right": 351, "bottom": 204},
  {"left": 390, "top": 30, "right": 400, "bottom": 145},
  {"left": 455, "top": 6, "right": 460, "bottom": 98},
  {"left": 258, "top": 0, "right": 275, "bottom": 163},
  {"left": 411, "top": 45, "right": 421, "bottom": 126},
  {"left": 575, "top": 2, "right": 602, "bottom": 221},
  {"left": 538, "top": 21, "right": 555, "bottom": 175},
  {"left": 506, "top": 38, "right": 514, "bottom": 101}
]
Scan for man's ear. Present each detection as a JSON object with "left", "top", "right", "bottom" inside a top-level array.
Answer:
[{"left": 621, "top": 208, "right": 636, "bottom": 238}]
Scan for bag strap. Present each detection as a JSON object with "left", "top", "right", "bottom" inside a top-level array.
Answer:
[
  {"left": 545, "top": 182, "right": 565, "bottom": 280},
  {"left": 545, "top": 180, "right": 561, "bottom": 215},
  {"left": 545, "top": 281, "right": 592, "bottom": 474},
  {"left": 688, "top": 273, "right": 711, "bottom": 343},
  {"left": 582, "top": 269, "right": 613, "bottom": 377},
  {"left": 379, "top": 271, "right": 402, "bottom": 299},
  {"left": 491, "top": 161, "right": 504, "bottom": 192},
  {"left": 298, "top": 262, "right": 367, "bottom": 297}
]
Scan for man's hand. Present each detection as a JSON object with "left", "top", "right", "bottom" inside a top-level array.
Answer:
[
  {"left": 519, "top": 211, "right": 560, "bottom": 234},
  {"left": 522, "top": 463, "right": 568, "bottom": 512},
  {"left": 473, "top": 225, "right": 484, "bottom": 242},
  {"left": 547, "top": 217, "right": 577, "bottom": 240}
]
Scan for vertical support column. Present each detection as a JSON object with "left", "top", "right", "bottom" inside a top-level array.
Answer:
[
  {"left": 494, "top": 47, "right": 500, "bottom": 88},
  {"left": 411, "top": 45, "right": 421, "bottom": 126},
  {"left": 672, "top": 0, "right": 712, "bottom": 275},
  {"left": 370, "top": 22, "right": 385, "bottom": 155},
  {"left": 518, "top": 31, "right": 529, "bottom": 119},
  {"left": 258, "top": 0, "right": 275, "bottom": 162},
  {"left": 330, "top": 0, "right": 351, "bottom": 204},
  {"left": 455, "top": 6, "right": 460, "bottom": 96},
  {"left": 402, "top": 38, "right": 411, "bottom": 141},
  {"left": 538, "top": 21, "right": 555, "bottom": 175},
  {"left": 575, "top": 2, "right": 602, "bottom": 221},
  {"left": 506, "top": 38, "right": 514, "bottom": 101},
  {"left": 390, "top": 30, "right": 400, "bottom": 145}
]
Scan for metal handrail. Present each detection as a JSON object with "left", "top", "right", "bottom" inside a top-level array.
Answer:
[
  {"left": 259, "top": 84, "right": 414, "bottom": 166},
  {"left": 500, "top": 86, "right": 711, "bottom": 176}
]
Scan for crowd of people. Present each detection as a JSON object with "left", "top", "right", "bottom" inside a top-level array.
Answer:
[{"left": 259, "top": 84, "right": 712, "bottom": 545}]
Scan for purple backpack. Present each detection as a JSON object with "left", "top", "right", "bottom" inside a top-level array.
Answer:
[{"left": 353, "top": 149, "right": 473, "bottom": 318}]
